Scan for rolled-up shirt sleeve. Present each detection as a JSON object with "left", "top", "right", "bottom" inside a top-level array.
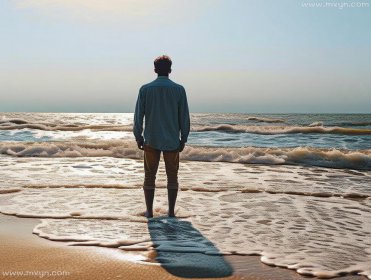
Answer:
[
  {"left": 179, "top": 87, "right": 190, "bottom": 143},
  {"left": 133, "top": 88, "right": 145, "bottom": 142}
]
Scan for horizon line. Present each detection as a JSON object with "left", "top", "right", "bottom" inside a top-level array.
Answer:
[{"left": 1, "top": 111, "right": 371, "bottom": 115}]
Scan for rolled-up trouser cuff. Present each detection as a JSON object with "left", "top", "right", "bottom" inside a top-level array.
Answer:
[{"left": 143, "top": 185, "right": 155, "bottom": 190}]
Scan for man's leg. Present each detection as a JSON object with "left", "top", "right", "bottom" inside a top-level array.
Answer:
[
  {"left": 143, "top": 145, "right": 161, "bottom": 218},
  {"left": 163, "top": 150, "right": 180, "bottom": 217}
]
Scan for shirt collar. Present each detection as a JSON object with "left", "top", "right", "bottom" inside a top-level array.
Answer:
[{"left": 156, "top": 76, "right": 169, "bottom": 79}]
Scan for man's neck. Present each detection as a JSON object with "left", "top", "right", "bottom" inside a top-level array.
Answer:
[{"left": 157, "top": 74, "right": 169, "bottom": 78}]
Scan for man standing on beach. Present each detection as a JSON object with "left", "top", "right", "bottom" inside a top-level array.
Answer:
[{"left": 133, "top": 55, "right": 190, "bottom": 218}]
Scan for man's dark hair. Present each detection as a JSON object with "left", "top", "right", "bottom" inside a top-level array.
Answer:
[{"left": 154, "top": 55, "right": 172, "bottom": 75}]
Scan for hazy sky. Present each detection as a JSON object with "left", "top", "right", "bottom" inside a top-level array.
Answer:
[{"left": 1, "top": 0, "right": 370, "bottom": 113}]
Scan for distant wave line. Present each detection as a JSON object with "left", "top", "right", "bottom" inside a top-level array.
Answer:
[
  {"left": 1, "top": 120, "right": 371, "bottom": 135},
  {"left": 192, "top": 124, "right": 371, "bottom": 135}
]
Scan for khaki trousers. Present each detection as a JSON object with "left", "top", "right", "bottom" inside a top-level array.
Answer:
[{"left": 143, "top": 144, "right": 179, "bottom": 190}]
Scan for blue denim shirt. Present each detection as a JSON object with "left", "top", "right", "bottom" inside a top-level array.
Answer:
[{"left": 133, "top": 76, "right": 190, "bottom": 151}]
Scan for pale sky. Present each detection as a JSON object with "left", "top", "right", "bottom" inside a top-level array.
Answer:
[{"left": 1, "top": 0, "right": 370, "bottom": 113}]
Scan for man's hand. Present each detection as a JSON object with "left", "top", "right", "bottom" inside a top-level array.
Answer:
[
  {"left": 179, "top": 140, "right": 185, "bottom": 152},
  {"left": 137, "top": 140, "right": 144, "bottom": 150}
]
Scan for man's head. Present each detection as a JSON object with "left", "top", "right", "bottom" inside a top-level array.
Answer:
[{"left": 154, "top": 55, "right": 172, "bottom": 76}]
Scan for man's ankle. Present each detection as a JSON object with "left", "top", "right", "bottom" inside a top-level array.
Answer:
[{"left": 145, "top": 210, "right": 153, "bottom": 218}]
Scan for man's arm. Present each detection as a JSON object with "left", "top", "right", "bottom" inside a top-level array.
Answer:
[
  {"left": 133, "top": 88, "right": 145, "bottom": 149},
  {"left": 178, "top": 87, "right": 190, "bottom": 151}
]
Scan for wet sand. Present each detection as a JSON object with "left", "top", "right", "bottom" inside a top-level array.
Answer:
[{"left": 0, "top": 214, "right": 365, "bottom": 280}]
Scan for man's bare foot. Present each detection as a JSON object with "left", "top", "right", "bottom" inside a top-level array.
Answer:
[
  {"left": 144, "top": 211, "right": 153, "bottom": 218},
  {"left": 168, "top": 212, "right": 176, "bottom": 218}
]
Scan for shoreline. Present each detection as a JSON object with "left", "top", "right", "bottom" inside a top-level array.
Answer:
[{"left": 0, "top": 214, "right": 366, "bottom": 280}]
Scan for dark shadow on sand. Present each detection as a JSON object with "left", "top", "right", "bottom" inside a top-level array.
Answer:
[{"left": 147, "top": 217, "right": 233, "bottom": 278}]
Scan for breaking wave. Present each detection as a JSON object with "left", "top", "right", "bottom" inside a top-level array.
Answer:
[
  {"left": 0, "top": 140, "right": 369, "bottom": 170},
  {"left": 308, "top": 121, "right": 323, "bottom": 127}
]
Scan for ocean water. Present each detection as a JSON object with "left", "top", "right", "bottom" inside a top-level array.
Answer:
[
  {"left": 0, "top": 112, "right": 370, "bottom": 278},
  {"left": 0, "top": 112, "right": 370, "bottom": 169}
]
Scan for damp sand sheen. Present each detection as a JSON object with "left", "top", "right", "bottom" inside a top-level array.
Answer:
[{"left": 0, "top": 113, "right": 371, "bottom": 279}]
